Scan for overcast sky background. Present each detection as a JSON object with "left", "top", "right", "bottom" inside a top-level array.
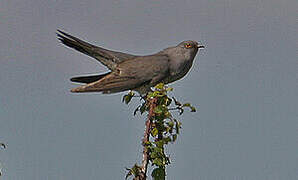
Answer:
[{"left": 0, "top": 0, "right": 297, "bottom": 179}]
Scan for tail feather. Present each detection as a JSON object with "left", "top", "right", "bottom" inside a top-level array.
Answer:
[
  {"left": 57, "top": 30, "right": 138, "bottom": 70},
  {"left": 70, "top": 72, "right": 110, "bottom": 84},
  {"left": 57, "top": 30, "right": 117, "bottom": 70},
  {"left": 57, "top": 30, "right": 95, "bottom": 57}
]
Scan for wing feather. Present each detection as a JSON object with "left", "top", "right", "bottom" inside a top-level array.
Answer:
[{"left": 70, "top": 54, "right": 170, "bottom": 94}]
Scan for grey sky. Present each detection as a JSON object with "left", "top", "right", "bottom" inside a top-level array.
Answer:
[{"left": 0, "top": 0, "right": 297, "bottom": 179}]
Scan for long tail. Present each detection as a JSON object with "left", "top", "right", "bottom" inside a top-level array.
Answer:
[
  {"left": 70, "top": 72, "right": 111, "bottom": 84},
  {"left": 57, "top": 30, "right": 118, "bottom": 70},
  {"left": 57, "top": 30, "right": 138, "bottom": 70}
]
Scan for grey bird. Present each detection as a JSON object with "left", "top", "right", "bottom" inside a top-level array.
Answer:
[{"left": 57, "top": 30, "right": 204, "bottom": 94}]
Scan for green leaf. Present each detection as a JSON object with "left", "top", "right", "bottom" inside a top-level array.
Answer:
[
  {"left": 150, "top": 151, "right": 158, "bottom": 159},
  {"left": 167, "top": 121, "right": 174, "bottom": 128},
  {"left": 122, "top": 94, "right": 132, "bottom": 104},
  {"left": 147, "top": 92, "right": 154, "bottom": 98},
  {"left": 151, "top": 167, "right": 166, "bottom": 180},
  {"left": 155, "top": 83, "right": 164, "bottom": 90},
  {"left": 125, "top": 164, "right": 141, "bottom": 179},
  {"left": 159, "top": 97, "right": 167, "bottom": 106},
  {"left": 154, "top": 106, "right": 163, "bottom": 114},
  {"left": 166, "top": 87, "right": 173, "bottom": 92},
  {"left": 172, "top": 134, "right": 177, "bottom": 142},
  {"left": 128, "top": 91, "right": 135, "bottom": 97},
  {"left": 152, "top": 158, "right": 163, "bottom": 167},
  {"left": 151, "top": 128, "right": 158, "bottom": 137},
  {"left": 153, "top": 91, "right": 164, "bottom": 97},
  {"left": 144, "top": 141, "right": 152, "bottom": 146},
  {"left": 190, "top": 106, "right": 196, "bottom": 112},
  {"left": 122, "top": 95, "right": 127, "bottom": 103},
  {"left": 167, "top": 126, "right": 173, "bottom": 134},
  {"left": 154, "top": 141, "right": 164, "bottom": 149},
  {"left": 165, "top": 97, "right": 172, "bottom": 106},
  {"left": 175, "top": 120, "right": 181, "bottom": 134},
  {"left": 140, "top": 103, "right": 147, "bottom": 114},
  {"left": 163, "top": 137, "right": 171, "bottom": 144},
  {"left": 182, "top": 103, "right": 191, "bottom": 107}
]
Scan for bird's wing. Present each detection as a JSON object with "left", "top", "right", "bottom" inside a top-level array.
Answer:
[
  {"left": 70, "top": 55, "right": 170, "bottom": 94},
  {"left": 57, "top": 30, "right": 138, "bottom": 70}
]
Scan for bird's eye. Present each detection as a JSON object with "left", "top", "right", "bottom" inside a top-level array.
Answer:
[{"left": 184, "top": 43, "right": 192, "bottom": 48}]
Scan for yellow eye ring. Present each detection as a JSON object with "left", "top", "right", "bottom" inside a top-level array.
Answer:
[{"left": 185, "top": 43, "right": 192, "bottom": 48}]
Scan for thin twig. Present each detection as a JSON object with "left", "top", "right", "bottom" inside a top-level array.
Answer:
[{"left": 134, "top": 98, "right": 157, "bottom": 180}]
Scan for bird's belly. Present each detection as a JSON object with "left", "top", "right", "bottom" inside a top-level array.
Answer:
[{"left": 164, "top": 61, "right": 192, "bottom": 84}]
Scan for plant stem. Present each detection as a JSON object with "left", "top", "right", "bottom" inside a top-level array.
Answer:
[{"left": 134, "top": 98, "right": 157, "bottom": 180}]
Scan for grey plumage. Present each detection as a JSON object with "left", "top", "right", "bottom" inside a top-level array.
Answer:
[
  {"left": 57, "top": 30, "right": 204, "bottom": 94},
  {"left": 57, "top": 30, "right": 136, "bottom": 70}
]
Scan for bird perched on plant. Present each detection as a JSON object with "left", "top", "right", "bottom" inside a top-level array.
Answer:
[{"left": 57, "top": 30, "right": 204, "bottom": 94}]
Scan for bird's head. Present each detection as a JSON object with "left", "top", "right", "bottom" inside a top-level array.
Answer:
[
  {"left": 178, "top": 40, "right": 204, "bottom": 50},
  {"left": 174, "top": 40, "right": 204, "bottom": 59}
]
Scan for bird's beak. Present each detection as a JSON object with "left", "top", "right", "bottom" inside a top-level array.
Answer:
[{"left": 197, "top": 45, "right": 205, "bottom": 49}]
